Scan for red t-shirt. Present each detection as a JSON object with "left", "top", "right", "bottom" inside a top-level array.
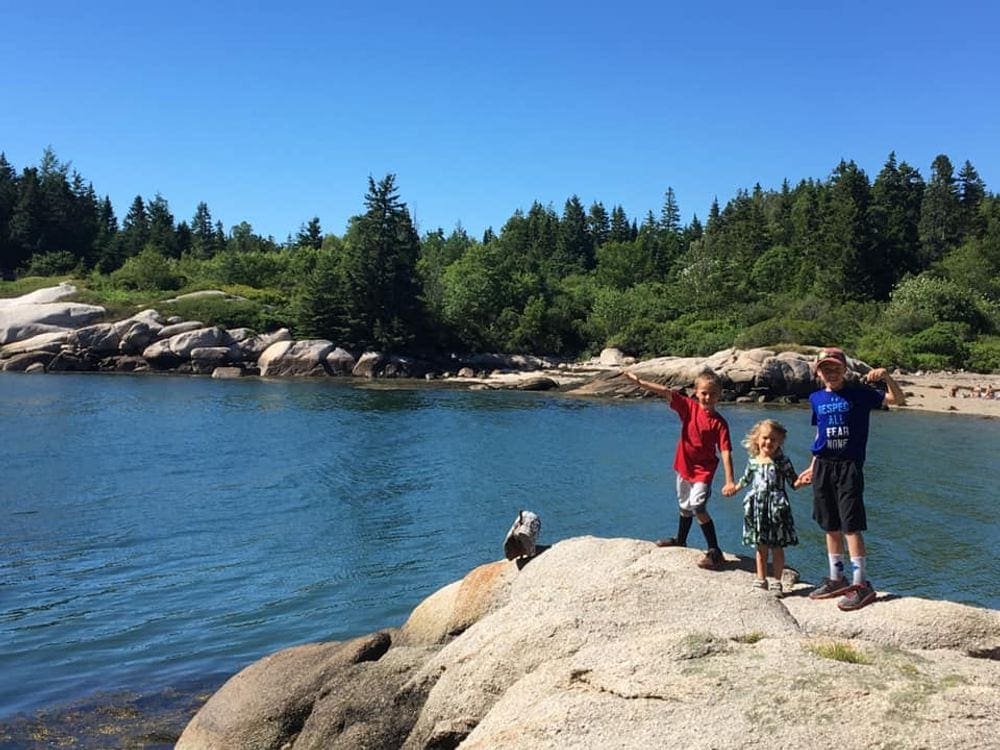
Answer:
[{"left": 669, "top": 391, "right": 732, "bottom": 483}]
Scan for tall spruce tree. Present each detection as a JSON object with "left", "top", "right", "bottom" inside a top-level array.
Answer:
[
  {"left": 337, "top": 174, "right": 424, "bottom": 350},
  {"left": 297, "top": 217, "right": 323, "bottom": 249},
  {"left": 868, "top": 153, "right": 924, "bottom": 297},
  {"left": 958, "top": 160, "right": 986, "bottom": 238},
  {"left": 147, "top": 194, "right": 177, "bottom": 257},
  {"left": 191, "top": 202, "right": 217, "bottom": 258},
  {"left": 121, "top": 195, "right": 149, "bottom": 258},
  {"left": 918, "top": 154, "right": 962, "bottom": 265}
]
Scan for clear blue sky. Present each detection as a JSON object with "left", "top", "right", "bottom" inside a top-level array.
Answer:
[{"left": 3, "top": 1, "right": 998, "bottom": 242}]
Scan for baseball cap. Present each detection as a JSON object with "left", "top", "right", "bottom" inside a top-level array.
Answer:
[{"left": 815, "top": 346, "right": 848, "bottom": 370}]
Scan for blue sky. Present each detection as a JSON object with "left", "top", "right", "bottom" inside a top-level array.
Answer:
[{"left": 3, "top": 2, "right": 998, "bottom": 241}]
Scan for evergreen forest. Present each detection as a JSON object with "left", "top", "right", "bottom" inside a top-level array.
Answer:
[{"left": 2, "top": 148, "right": 999, "bottom": 372}]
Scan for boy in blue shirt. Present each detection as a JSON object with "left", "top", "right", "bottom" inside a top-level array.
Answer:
[{"left": 796, "top": 347, "right": 906, "bottom": 611}]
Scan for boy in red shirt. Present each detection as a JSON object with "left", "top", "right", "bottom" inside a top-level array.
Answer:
[{"left": 626, "top": 369, "right": 737, "bottom": 570}]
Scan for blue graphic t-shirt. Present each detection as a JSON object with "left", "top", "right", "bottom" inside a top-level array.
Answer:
[{"left": 809, "top": 384, "right": 886, "bottom": 462}]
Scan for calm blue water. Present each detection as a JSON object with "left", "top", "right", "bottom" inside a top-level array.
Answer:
[{"left": 1, "top": 373, "right": 997, "bottom": 720}]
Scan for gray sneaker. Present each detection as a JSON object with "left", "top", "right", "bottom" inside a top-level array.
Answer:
[
  {"left": 837, "top": 581, "right": 876, "bottom": 612},
  {"left": 809, "top": 576, "right": 853, "bottom": 600}
]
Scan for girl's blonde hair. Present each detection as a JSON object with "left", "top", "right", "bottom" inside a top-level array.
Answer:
[{"left": 742, "top": 419, "right": 788, "bottom": 456}]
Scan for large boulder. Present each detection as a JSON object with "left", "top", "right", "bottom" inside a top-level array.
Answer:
[
  {"left": 68, "top": 323, "right": 121, "bottom": 357},
  {"left": 143, "top": 326, "right": 233, "bottom": 369},
  {"left": 2, "top": 350, "right": 56, "bottom": 372},
  {"left": 0, "top": 331, "right": 71, "bottom": 357},
  {"left": 259, "top": 340, "right": 335, "bottom": 377},
  {"left": 326, "top": 347, "right": 356, "bottom": 375},
  {"left": 180, "top": 537, "right": 1000, "bottom": 749},
  {"left": 227, "top": 328, "right": 293, "bottom": 362},
  {"left": 176, "top": 632, "right": 394, "bottom": 750},
  {"left": 351, "top": 352, "right": 431, "bottom": 379},
  {"left": 0, "top": 301, "right": 106, "bottom": 345}
]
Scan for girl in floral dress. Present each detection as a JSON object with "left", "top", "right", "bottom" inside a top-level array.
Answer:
[{"left": 725, "top": 419, "right": 804, "bottom": 595}]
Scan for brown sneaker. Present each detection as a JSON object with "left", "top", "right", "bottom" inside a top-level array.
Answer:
[
  {"left": 696, "top": 548, "right": 724, "bottom": 570},
  {"left": 655, "top": 537, "right": 685, "bottom": 547}
]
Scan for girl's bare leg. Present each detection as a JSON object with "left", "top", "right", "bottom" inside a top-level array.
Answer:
[
  {"left": 772, "top": 546, "right": 785, "bottom": 581},
  {"left": 755, "top": 545, "right": 767, "bottom": 580}
]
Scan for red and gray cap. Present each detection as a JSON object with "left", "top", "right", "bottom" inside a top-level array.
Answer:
[{"left": 815, "top": 346, "right": 848, "bottom": 369}]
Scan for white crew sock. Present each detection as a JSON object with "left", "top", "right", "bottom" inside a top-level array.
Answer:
[
  {"left": 828, "top": 554, "right": 844, "bottom": 581},
  {"left": 851, "top": 556, "right": 866, "bottom": 586}
]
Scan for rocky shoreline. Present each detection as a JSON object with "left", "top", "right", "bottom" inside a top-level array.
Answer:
[{"left": 5, "top": 284, "right": 1000, "bottom": 420}]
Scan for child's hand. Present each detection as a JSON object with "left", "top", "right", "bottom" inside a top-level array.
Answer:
[
  {"left": 795, "top": 468, "right": 813, "bottom": 487},
  {"left": 721, "top": 482, "right": 739, "bottom": 497},
  {"left": 865, "top": 368, "right": 887, "bottom": 384}
]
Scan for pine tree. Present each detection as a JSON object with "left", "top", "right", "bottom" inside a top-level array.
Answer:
[
  {"left": 587, "top": 201, "right": 610, "bottom": 248},
  {"left": 958, "top": 160, "right": 986, "bottom": 238},
  {"left": 121, "top": 195, "right": 149, "bottom": 258},
  {"left": 609, "top": 205, "right": 631, "bottom": 243},
  {"left": 296, "top": 217, "right": 323, "bottom": 249},
  {"left": 659, "top": 187, "right": 681, "bottom": 233},
  {"left": 868, "top": 153, "right": 924, "bottom": 297},
  {"left": 147, "top": 194, "right": 177, "bottom": 257},
  {"left": 918, "top": 154, "right": 962, "bottom": 264},
  {"left": 335, "top": 174, "right": 424, "bottom": 350},
  {"left": 556, "top": 195, "right": 592, "bottom": 275},
  {"left": 191, "top": 202, "right": 217, "bottom": 258}
]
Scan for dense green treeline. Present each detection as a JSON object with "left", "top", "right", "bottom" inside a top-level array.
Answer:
[{"left": 2, "top": 147, "right": 999, "bottom": 371}]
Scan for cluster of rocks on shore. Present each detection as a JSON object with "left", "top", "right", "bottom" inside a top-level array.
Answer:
[
  {"left": 0, "top": 284, "right": 564, "bottom": 387},
  {"left": 1, "top": 283, "right": 859, "bottom": 400}
]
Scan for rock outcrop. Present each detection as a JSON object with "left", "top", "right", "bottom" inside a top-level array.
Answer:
[{"left": 177, "top": 537, "right": 1000, "bottom": 749}]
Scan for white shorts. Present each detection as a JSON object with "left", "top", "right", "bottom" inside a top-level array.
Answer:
[{"left": 676, "top": 475, "right": 711, "bottom": 517}]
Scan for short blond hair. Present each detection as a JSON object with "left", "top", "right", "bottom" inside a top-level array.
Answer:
[{"left": 742, "top": 419, "right": 788, "bottom": 457}]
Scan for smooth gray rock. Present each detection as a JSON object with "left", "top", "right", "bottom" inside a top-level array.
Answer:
[
  {"left": 69, "top": 323, "right": 121, "bottom": 356},
  {"left": 0, "top": 331, "right": 71, "bottom": 357},
  {"left": 259, "top": 340, "right": 334, "bottom": 377},
  {"left": 326, "top": 347, "right": 356, "bottom": 375},
  {"left": 0, "top": 302, "right": 106, "bottom": 345},
  {"left": 179, "top": 537, "right": 1000, "bottom": 750},
  {"left": 176, "top": 632, "right": 393, "bottom": 750}
]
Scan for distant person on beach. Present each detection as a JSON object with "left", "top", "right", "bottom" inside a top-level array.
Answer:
[
  {"left": 625, "top": 369, "right": 736, "bottom": 570},
  {"left": 796, "top": 347, "right": 906, "bottom": 612},
  {"left": 723, "top": 419, "right": 805, "bottom": 595}
]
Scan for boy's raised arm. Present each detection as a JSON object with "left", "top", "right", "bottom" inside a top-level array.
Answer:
[
  {"left": 624, "top": 370, "right": 676, "bottom": 398},
  {"left": 865, "top": 367, "right": 906, "bottom": 406}
]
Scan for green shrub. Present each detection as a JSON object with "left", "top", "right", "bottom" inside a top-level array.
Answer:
[
  {"left": 906, "top": 322, "right": 970, "bottom": 368},
  {"left": 855, "top": 330, "right": 909, "bottom": 369},
  {"left": 111, "top": 247, "right": 184, "bottom": 291},
  {"left": 19, "top": 251, "right": 81, "bottom": 277},
  {"left": 734, "top": 317, "right": 829, "bottom": 350},
  {"left": 885, "top": 274, "right": 989, "bottom": 335},
  {"left": 968, "top": 336, "right": 1000, "bottom": 373},
  {"left": 160, "top": 294, "right": 293, "bottom": 332}
]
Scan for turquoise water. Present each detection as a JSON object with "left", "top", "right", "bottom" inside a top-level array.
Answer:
[{"left": 1, "top": 373, "right": 997, "bottom": 720}]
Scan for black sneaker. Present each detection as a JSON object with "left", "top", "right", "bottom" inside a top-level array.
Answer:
[
  {"left": 837, "top": 581, "right": 876, "bottom": 612},
  {"left": 809, "top": 576, "right": 853, "bottom": 600}
]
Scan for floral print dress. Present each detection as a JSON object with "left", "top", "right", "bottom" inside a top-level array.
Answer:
[{"left": 737, "top": 454, "right": 799, "bottom": 548}]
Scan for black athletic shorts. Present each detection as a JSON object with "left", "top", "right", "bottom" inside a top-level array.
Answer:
[{"left": 812, "top": 457, "right": 867, "bottom": 533}]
